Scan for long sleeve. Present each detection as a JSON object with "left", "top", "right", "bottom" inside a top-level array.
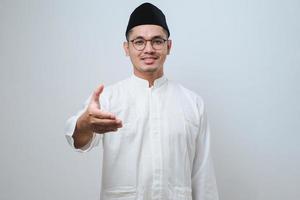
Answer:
[
  {"left": 191, "top": 104, "right": 219, "bottom": 200},
  {"left": 64, "top": 95, "right": 102, "bottom": 153}
]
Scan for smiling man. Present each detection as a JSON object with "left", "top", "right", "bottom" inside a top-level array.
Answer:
[
  {"left": 65, "top": 3, "right": 219, "bottom": 200},
  {"left": 124, "top": 24, "right": 170, "bottom": 87}
]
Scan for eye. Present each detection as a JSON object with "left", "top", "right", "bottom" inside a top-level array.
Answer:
[
  {"left": 153, "top": 39, "right": 164, "bottom": 45},
  {"left": 134, "top": 39, "right": 145, "bottom": 46}
]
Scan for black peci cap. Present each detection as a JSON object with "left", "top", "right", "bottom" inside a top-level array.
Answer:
[{"left": 125, "top": 2, "right": 170, "bottom": 39}]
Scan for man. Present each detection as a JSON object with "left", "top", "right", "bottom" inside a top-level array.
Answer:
[{"left": 65, "top": 3, "right": 219, "bottom": 200}]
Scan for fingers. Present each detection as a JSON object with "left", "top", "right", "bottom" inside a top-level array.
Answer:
[
  {"left": 91, "top": 118, "right": 123, "bottom": 134},
  {"left": 89, "top": 84, "right": 104, "bottom": 109},
  {"left": 86, "top": 84, "right": 125, "bottom": 135},
  {"left": 91, "top": 118, "right": 122, "bottom": 128},
  {"left": 88, "top": 110, "right": 116, "bottom": 120}
]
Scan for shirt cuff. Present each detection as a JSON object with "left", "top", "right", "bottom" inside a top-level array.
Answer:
[{"left": 64, "top": 115, "right": 101, "bottom": 153}]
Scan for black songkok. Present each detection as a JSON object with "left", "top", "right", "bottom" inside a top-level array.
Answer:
[{"left": 125, "top": 2, "right": 170, "bottom": 38}]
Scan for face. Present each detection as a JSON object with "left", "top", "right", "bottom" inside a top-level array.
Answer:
[{"left": 123, "top": 25, "right": 172, "bottom": 78}]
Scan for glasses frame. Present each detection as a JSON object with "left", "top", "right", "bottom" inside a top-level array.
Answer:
[{"left": 129, "top": 37, "right": 168, "bottom": 51}]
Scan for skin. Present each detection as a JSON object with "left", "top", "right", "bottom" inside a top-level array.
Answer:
[
  {"left": 72, "top": 25, "right": 172, "bottom": 149},
  {"left": 124, "top": 25, "right": 172, "bottom": 87}
]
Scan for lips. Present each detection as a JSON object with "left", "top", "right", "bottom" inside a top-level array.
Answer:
[{"left": 141, "top": 57, "right": 158, "bottom": 64}]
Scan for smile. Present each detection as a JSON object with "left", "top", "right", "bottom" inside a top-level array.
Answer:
[{"left": 141, "top": 57, "right": 158, "bottom": 60}]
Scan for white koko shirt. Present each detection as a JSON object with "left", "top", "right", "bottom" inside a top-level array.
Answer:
[{"left": 65, "top": 75, "right": 219, "bottom": 200}]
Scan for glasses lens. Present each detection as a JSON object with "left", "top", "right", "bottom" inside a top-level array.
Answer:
[
  {"left": 131, "top": 38, "right": 166, "bottom": 51},
  {"left": 133, "top": 39, "right": 145, "bottom": 50},
  {"left": 152, "top": 38, "right": 165, "bottom": 50}
]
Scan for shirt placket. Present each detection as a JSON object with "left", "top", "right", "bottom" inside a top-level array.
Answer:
[{"left": 149, "top": 87, "right": 163, "bottom": 200}]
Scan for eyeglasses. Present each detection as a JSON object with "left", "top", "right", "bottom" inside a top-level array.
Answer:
[{"left": 129, "top": 37, "right": 168, "bottom": 51}]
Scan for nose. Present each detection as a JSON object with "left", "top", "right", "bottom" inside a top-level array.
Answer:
[{"left": 144, "top": 40, "right": 155, "bottom": 53}]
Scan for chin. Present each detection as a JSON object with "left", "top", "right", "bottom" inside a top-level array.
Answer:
[
  {"left": 133, "top": 62, "right": 162, "bottom": 74},
  {"left": 140, "top": 65, "right": 160, "bottom": 73}
]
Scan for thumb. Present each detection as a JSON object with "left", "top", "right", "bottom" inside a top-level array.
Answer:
[{"left": 89, "top": 84, "right": 104, "bottom": 109}]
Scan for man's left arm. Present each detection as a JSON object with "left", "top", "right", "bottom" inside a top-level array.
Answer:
[{"left": 191, "top": 104, "right": 219, "bottom": 200}]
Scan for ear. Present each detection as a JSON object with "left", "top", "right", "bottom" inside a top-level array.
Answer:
[
  {"left": 123, "top": 41, "right": 129, "bottom": 56},
  {"left": 167, "top": 39, "right": 172, "bottom": 55}
]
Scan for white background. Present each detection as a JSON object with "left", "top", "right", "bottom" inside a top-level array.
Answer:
[{"left": 0, "top": 0, "right": 299, "bottom": 199}]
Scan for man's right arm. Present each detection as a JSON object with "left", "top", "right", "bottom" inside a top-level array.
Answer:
[
  {"left": 66, "top": 84, "right": 122, "bottom": 151},
  {"left": 72, "top": 111, "right": 94, "bottom": 149}
]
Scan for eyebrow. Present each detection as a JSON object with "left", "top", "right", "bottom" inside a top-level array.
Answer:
[{"left": 132, "top": 35, "right": 166, "bottom": 40}]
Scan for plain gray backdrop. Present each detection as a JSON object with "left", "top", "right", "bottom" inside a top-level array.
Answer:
[{"left": 0, "top": 0, "right": 299, "bottom": 199}]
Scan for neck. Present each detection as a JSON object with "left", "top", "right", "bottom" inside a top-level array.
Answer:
[{"left": 133, "top": 69, "right": 164, "bottom": 87}]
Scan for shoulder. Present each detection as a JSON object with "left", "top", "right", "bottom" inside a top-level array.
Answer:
[
  {"left": 97, "top": 77, "right": 131, "bottom": 109},
  {"left": 101, "top": 77, "right": 131, "bottom": 96},
  {"left": 167, "top": 80, "right": 207, "bottom": 126},
  {"left": 168, "top": 80, "right": 205, "bottom": 108}
]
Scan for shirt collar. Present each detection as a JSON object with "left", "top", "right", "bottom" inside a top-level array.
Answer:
[{"left": 131, "top": 74, "right": 168, "bottom": 89}]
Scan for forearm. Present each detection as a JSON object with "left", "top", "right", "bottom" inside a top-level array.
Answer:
[{"left": 72, "top": 112, "right": 94, "bottom": 149}]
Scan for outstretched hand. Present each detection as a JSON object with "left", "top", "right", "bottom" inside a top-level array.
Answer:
[{"left": 78, "top": 84, "right": 123, "bottom": 134}]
